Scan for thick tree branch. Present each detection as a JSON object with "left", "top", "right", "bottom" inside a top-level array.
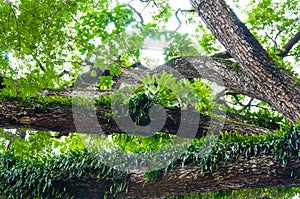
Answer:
[
  {"left": 0, "top": 95, "right": 268, "bottom": 138},
  {"left": 190, "top": 0, "right": 300, "bottom": 123},
  {"left": 1, "top": 54, "right": 285, "bottom": 136},
  {"left": 55, "top": 154, "right": 300, "bottom": 198},
  {"left": 1, "top": 52, "right": 279, "bottom": 136},
  {"left": 161, "top": 56, "right": 258, "bottom": 98}
]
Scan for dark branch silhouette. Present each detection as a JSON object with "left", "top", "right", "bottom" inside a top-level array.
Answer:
[
  {"left": 127, "top": 0, "right": 144, "bottom": 24},
  {"left": 174, "top": 9, "right": 195, "bottom": 32},
  {"left": 279, "top": 30, "right": 300, "bottom": 57}
]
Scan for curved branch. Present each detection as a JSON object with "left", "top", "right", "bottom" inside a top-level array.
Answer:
[
  {"left": 174, "top": 9, "right": 195, "bottom": 32},
  {"left": 127, "top": 0, "right": 144, "bottom": 24}
]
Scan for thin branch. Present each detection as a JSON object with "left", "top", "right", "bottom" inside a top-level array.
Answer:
[
  {"left": 58, "top": 70, "right": 70, "bottom": 78},
  {"left": 31, "top": 55, "right": 46, "bottom": 72},
  {"left": 174, "top": 9, "right": 195, "bottom": 32},
  {"left": 279, "top": 30, "right": 300, "bottom": 58},
  {"left": 274, "top": 29, "right": 284, "bottom": 42},
  {"left": 244, "top": 98, "right": 254, "bottom": 109},
  {"left": 137, "top": 0, "right": 156, "bottom": 11},
  {"left": 226, "top": 92, "right": 254, "bottom": 110},
  {"left": 264, "top": 30, "right": 279, "bottom": 52},
  {"left": 128, "top": 0, "right": 144, "bottom": 24},
  {"left": 70, "top": 15, "right": 79, "bottom": 23}
]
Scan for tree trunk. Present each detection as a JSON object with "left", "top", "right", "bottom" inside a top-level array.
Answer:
[
  {"left": 54, "top": 154, "right": 300, "bottom": 198},
  {"left": 189, "top": 0, "right": 300, "bottom": 123}
]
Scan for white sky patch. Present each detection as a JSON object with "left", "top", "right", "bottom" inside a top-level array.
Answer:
[{"left": 139, "top": 35, "right": 168, "bottom": 67}]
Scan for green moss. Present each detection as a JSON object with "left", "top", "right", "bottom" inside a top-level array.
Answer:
[{"left": 0, "top": 93, "right": 114, "bottom": 110}]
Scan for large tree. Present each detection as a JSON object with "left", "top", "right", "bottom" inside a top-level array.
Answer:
[{"left": 0, "top": 0, "right": 300, "bottom": 198}]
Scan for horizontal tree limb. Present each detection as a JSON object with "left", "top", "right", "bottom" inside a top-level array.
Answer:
[
  {"left": 55, "top": 154, "right": 300, "bottom": 198},
  {"left": 0, "top": 97, "right": 268, "bottom": 138}
]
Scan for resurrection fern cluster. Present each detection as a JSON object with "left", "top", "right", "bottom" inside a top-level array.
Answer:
[{"left": 0, "top": 124, "right": 299, "bottom": 198}]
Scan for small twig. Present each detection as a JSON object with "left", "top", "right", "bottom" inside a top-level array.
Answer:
[
  {"left": 226, "top": 92, "right": 254, "bottom": 110},
  {"left": 244, "top": 98, "right": 254, "bottom": 109},
  {"left": 128, "top": 0, "right": 144, "bottom": 24},
  {"left": 58, "top": 70, "right": 70, "bottom": 78},
  {"left": 274, "top": 29, "right": 284, "bottom": 41},
  {"left": 71, "top": 15, "right": 79, "bottom": 23},
  {"left": 264, "top": 30, "right": 278, "bottom": 52},
  {"left": 140, "top": 0, "right": 152, "bottom": 12},
  {"left": 174, "top": 9, "right": 195, "bottom": 32},
  {"left": 31, "top": 55, "right": 45, "bottom": 72}
]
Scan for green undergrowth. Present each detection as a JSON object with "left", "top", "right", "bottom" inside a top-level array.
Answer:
[
  {"left": 0, "top": 149, "right": 128, "bottom": 198},
  {"left": 0, "top": 124, "right": 299, "bottom": 198},
  {"left": 1, "top": 72, "right": 215, "bottom": 124},
  {"left": 179, "top": 124, "right": 298, "bottom": 172},
  {"left": 0, "top": 94, "right": 72, "bottom": 109},
  {"left": 147, "top": 123, "right": 300, "bottom": 180}
]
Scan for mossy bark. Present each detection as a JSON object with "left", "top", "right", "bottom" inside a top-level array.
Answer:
[{"left": 53, "top": 154, "right": 300, "bottom": 199}]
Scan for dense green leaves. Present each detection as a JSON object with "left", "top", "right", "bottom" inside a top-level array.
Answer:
[{"left": 246, "top": 0, "right": 300, "bottom": 69}]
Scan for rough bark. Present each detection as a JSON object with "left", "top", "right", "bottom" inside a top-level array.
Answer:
[
  {"left": 190, "top": 0, "right": 300, "bottom": 123},
  {"left": 0, "top": 94, "right": 268, "bottom": 137},
  {"left": 162, "top": 56, "right": 258, "bottom": 99},
  {"left": 54, "top": 154, "right": 300, "bottom": 198}
]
